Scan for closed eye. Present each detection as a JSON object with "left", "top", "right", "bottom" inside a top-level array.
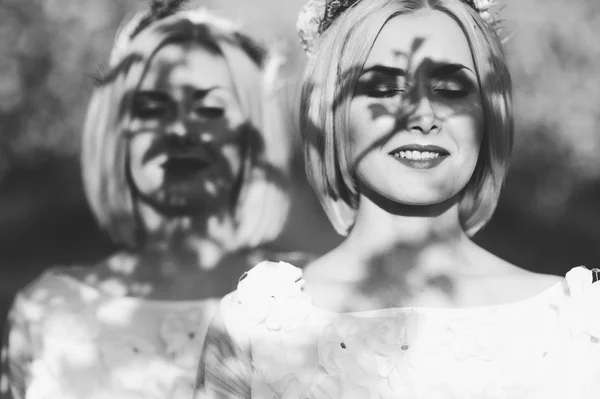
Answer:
[
  {"left": 433, "top": 88, "right": 469, "bottom": 98},
  {"left": 131, "top": 99, "right": 171, "bottom": 119},
  {"left": 131, "top": 92, "right": 173, "bottom": 119},
  {"left": 193, "top": 106, "right": 225, "bottom": 119},
  {"left": 431, "top": 80, "right": 470, "bottom": 99},
  {"left": 355, "top": 68, "right": 407, "bottom": 99},
  {"left": 367, "top": 85, "right": 406, "bottom": 99}
]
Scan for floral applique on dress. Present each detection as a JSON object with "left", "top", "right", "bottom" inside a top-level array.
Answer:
[
  {"left": 236, "top": 262, "right": 315, "bottom": 392},
  {"left": 224, "top": 263, "right": 600, "bottom": 399},
  {"left": 549, "top": 267, "right": 600, "bottom": 396},
  {"left": 555, "top": 267, "right": 600, "bottom": 340},
  {"left": 237, "top": 261, "right": 312, "bottom": 331}
]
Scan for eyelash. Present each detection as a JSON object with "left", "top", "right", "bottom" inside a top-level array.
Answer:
[
  {"left": 432, "top": 86, "right": 469, "bottom": 98},
  {"left": 132, "top": 102, "right": 169, "bottom": 119},
  {"left": 131, "top": 103, "right": 225, "bottom": 120},
  {"left": 366, "top": 83, "right": 470, "bottom": 100},
  {"left": 193, "top": 106, "right": 225, "bottom": 119},
  {"left": 431, "top": 79, "right": 471, "bottom": 98},
  {"left": 367, "top": 85, "right": 407, "bottom": 98}
]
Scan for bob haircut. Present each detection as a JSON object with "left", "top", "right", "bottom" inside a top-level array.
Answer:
[
  {"left": 300, "top": 0, "right": 513, "bottom": 236},
  {"left": 82, "top": 8, "right": 290, "bottom": 249}
]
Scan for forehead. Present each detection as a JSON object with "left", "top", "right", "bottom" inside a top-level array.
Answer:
[
  {"left": 365, "top": 9, "right": 474, "bottom": 71},
  {"left": 139, "top": 43, "right": 233, "bottom": 90}
]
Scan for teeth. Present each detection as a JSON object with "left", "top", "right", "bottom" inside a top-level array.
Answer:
[{"left": 395, "top": 150, "right": 441, "bottom": 160}]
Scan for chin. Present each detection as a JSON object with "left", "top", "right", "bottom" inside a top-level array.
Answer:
[{"left": 389, "top": 187, "right": 459, "bottom": 207}]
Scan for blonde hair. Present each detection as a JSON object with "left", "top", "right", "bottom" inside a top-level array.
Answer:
[
  {"left": 300, "top": 0, "right": 513, "bottom": 236},
  {"left": 82, "top": 8, "right": 290, "bottom": 249}
]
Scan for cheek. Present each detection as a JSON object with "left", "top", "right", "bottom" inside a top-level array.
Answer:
[
  {"left": 212, "top": 106, "right": 245, "bottom": 175},
  {"left": 443, "top": 97, "right": 484, "bottom": 164},
  {"left": 220, "top": 140, "right": 244, "bottom": 177},
  {"left": 459, "top": 114, "right": 484, "bottom": 165},
  {"left": 220, "top": 99, "right": 246, "bottom": 132},
  {"left": 128, "top": 118, "right": 164, "bottom": 137},
  {"left": 349, "top": 99, "right": 396, "bottom": 162},
  {"left": 128, "top": 135, "right": 152, "bottom": 169},
  {"left": 128, "top": 135, "right": 165, "bottom": 190}
]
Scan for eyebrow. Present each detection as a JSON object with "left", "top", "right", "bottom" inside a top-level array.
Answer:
[
  {"left": 135, "top": 86, "right": 225, "bottom": 101},
  {"left": 191, "top": 86, "right": 224, "bottom": 101},
  {"left": 360, "top": 63, "right": 473, "bottom": 78},
  {"left": 134, "top": 90, "right": 170, "bottom": 101},
  {"left": 430, "top": 63, "right": 473, "bottom": 77},
  {"left": 360, "top": 65, "right": 406, "bottom": 77}
]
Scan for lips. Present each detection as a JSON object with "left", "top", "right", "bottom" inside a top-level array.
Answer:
[
  {"left": 388, "top": 144, "right": 450, "bottom": 170},
  {"left": 162, "top": 155, "right": 210, "bottom": 177}
]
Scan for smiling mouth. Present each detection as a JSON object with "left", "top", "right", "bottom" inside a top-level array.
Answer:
[{"left": 388, "top": 145, "right": 450, "bottom": 169}]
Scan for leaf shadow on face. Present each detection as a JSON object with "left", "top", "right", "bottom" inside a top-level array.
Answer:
[
  {"left": 302, "top": 34, "right": 510, "bottom": 310},
  {"left": 193, "top": 40, "right": 511, "bottom": 396},
  {"left": 87, "top": 44, "right": 290, "bottom": 293},
  {"left": 116, "top": 43, "right": 286, "bottom": 209}
]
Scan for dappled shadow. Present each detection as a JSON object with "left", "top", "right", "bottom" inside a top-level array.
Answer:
[
  {"left": 348, "top": 243, "right": 457, "bottom": 311},
  {"left": 300, "top": 29, "right": 511, "bottom": 308},
  {"left": 0, "top": 10, "right": 296, "bottom": 398},
  {"left": 94, "top": 19, "right": 268, "bottom": 91},
  {"left": 98, "top": 34, "right": 291, "bottom": 247},
  {"left": 0, "top": 239, "right": 313, "bottom": 399},
  {"left": 191, "top": 29, "right": 520, "bottom": 397}
]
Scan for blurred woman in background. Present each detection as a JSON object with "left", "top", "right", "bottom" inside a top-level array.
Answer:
[
  {"left": 1, "top": 3, "right": 296, "bottom": 398},
  {"left": 198, "top": 0, "right": 600, "bottom": 397}
]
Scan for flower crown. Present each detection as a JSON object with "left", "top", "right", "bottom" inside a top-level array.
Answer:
[{"left": 297, "top": 0, "right": 501, "bottom": 55}]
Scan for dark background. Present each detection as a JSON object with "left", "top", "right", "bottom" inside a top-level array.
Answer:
[{"left": 1, "top": 0, "right": 600, "bottom": 334}]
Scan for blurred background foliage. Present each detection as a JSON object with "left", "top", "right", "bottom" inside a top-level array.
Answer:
[{"left": 1, "top": 0, "right": 599, "bottom": 322}]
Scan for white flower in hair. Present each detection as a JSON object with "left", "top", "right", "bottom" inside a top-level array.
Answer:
[
  {"left": 473, "top": 0, "right": 493, "bottom": 10},
  {"left": 296, "top": 0, "right": 327, "bottom": 54},
  {"left": 468, "top": 0, "right": 497, "bottom": 25},
  {"left": 296, "top": 0, "right": 507, "bottom": 56}
]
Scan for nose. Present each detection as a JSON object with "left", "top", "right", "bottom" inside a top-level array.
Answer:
[
  {"left": 166, "top": 119, "right": 216, "bottom": 148},
  {"left": 407, "top": 95, "right": 439, "bottom": 135},
  {"left": 166, "top": 119, "right": 188, "bottom": 137}
]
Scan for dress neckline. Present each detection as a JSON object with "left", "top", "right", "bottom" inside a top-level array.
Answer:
[
  {"left": 305, "top": 270, "right": 573, "bottom": 318},
  {"left": 47, "top": 267, "right": 221, "bottom": 307}
]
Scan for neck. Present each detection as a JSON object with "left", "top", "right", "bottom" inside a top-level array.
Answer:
[
  {"left": 136, "top": 201, "right": 240, "bottom": 275},
  {"left": 88, "top": 203, "right": 249, "bottom": 300},
  {"left": 340, "top": 190, "right": 477, "bottom": 283}
]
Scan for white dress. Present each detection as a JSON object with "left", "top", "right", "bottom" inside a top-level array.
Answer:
[
  {"left": 1, "top": 266, "right": 219, "bottom": 399},
  {"left": 198, "top": 261, "right": 600, "bottom": 398}
]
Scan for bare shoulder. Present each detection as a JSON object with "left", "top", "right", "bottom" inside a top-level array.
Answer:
[
  {"left": 474, "top": 247, "right": 564, "bottom": 300},
  {"left": 302, "top": 248, "right": 360, "bottom": 284},
  {"left": 300, "top": 249, "right": 364, "bottom": 311},
  {"left": 507, "top": 267, "right": 564, "bottom": 293}
]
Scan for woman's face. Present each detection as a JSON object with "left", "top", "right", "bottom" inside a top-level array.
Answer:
[
  {"left": 349, "top": 9, "right": 484, "bottom": 206},
  {"left": 128, "top": 43, "right": 246, "bottom": 215}
]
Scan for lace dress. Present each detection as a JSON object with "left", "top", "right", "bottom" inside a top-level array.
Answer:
[
  {"left": 1, "top": 267, "right": 220, "bottom": 399},
  {"left": 198, "top": 262, "right": 600, "bottom": 399}
]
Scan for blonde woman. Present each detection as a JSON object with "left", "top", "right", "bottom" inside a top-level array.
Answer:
[
  {"left": 1, "top": 4, "right": 296, "bottom": 399},
  {"left": 197, "top": 0, "right": 600, "bottom": 397}
]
